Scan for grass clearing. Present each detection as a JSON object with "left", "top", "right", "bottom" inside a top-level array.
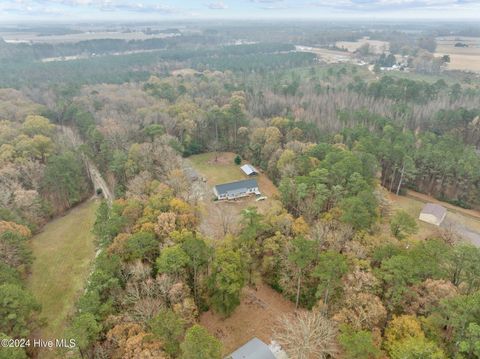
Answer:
[
  {"left": 188, "top": 152, "right": 246, "bottom": 186},
  {"left": 187, "top": 152, "right": 278, "bottom": 239},
  {"left": 188, "top": 152, "right": 277, "bottom": 197},
  {"left": 388, "top": 191, "right": 480, "bottom": 244},
  {"left": 27, "top": 199, "right": 98, "bottom": 357},
  {"left": 388, "top": 192, "right": 438, "bottom": 240}
]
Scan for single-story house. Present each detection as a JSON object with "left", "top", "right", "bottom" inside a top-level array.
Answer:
[
  {"left": 241, "top": 164, "right": 259, "bottom": 176},
  {"left": 225, "top": 338, "right": 276, "bottom": 359},
  {"left": 213, "top": 179, "right": 260, "bottom": 200},
  {"left": 419, "top": 203, "right": 447, "bottom": 226}
]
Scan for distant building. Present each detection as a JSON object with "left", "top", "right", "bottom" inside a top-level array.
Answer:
[
  {"left": 419, "top": 203, "right": 447, "bottom": 226},
  {"left": 241, "top": 164, "right": 259, "bottom": 176},
  {"left": 213, "top": 179, "right": 259, "bottom": 200},
  {"left": 225, "top": 338, "right": 276, "bottom": 359}
]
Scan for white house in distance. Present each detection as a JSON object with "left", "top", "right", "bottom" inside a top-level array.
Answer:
[
  {"left": 213, "top": 178, "right": 260, "bottom": 200},
  {"left": 241, "top": 164, "right": 259, "bottom": 176},
  {"left": 419, "top": 203, "right": 447, "bottom": 226}
]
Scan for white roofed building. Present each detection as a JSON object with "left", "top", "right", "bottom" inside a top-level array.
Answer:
[
  {"left": 241, "top": 164, "right": 259, "bottom": 176},
  {"left": 419, "top": 203, "right": 447, "bottom": 226},
  {"left": 225, "top": 338, "right": 276, "bottom": 359}
]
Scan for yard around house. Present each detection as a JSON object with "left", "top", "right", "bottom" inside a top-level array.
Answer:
[
  {"left": 27, "top": 199, "right": 99, "bottom": 358},
  {"left": 187, "top": 152, "right": 278, "bottom": 239},
  {"left": 388, "top": 191, "right": 480, "bottom": 245},
  {"left": 188, "top": 153, "right": 294, "bottom": 354}
]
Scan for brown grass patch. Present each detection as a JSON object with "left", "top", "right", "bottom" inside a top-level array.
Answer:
[
  {"left": 336, "top": 37, "right": 389, "bottom": 54},
  {"left": 435, "top": 36, "right": 480, "bottom": 72},
  {"left": 200, "top": 282, "right": 295, "bottom": 356}
]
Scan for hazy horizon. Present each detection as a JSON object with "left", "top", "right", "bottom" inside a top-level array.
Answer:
[{"left": 1, "top": 0, "right": 480, "bottom": 22}]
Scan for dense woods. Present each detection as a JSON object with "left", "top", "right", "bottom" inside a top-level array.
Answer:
[
  {"left": 1, "top": 21, "right": 480, "bottom": 359},
  {"left": 46, "top": 65, "right": 479, "bottom": 358},
  {"left": 0, "top": 92, "right": 91, "bottom": 358}
]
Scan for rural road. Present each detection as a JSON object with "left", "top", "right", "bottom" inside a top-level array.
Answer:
[
  {"left": 443, "top": 217, "right": 480, "bottom": 247},
  {"left": 59, "top": 125, "right": 113, "bottom": 204}
]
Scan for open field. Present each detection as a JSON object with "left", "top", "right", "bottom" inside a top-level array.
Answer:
[
  {"left": 436, "top": 36, "right": 480, "bottom": 72},
  {"left": 27, "top": 199, "right": 98, "bottom": 358},
  {"left": 187, "top": 152, "right": 278, "bottom": 239},
  {"left": 0, "top": 30, "right": 178, "bottom": 44},
  {"left": 388, "top": 191, "right": 480, "bottom": 245},
  {"left": 200, "top": 282, "right": 295, "bottom": 356},
  {"left": 296, "top": 45, "right": 354, "bottom": 64},
  {"left": 336, "top": 37, "right": 389, "bottom": 54}
]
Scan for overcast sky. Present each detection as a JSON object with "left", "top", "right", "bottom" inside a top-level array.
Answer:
[{"left": 1, "top": 0, "right": 480, "bottom": 22}]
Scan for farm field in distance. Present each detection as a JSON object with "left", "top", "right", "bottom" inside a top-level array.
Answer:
[
  {"left": 436, "top": 36, "right": 480, "bottom": 72},
  {"left": 0, "top": 29, "right": 178, "bottom": 44},
  {"left": 336, "top": 36, "right": 390, "bottom": 54}
]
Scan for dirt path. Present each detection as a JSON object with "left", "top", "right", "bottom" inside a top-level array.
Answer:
[
  {"left": 58, "top": 125, "right": 113, "bottom": 204},
  {"left": 27, "top": 199, "right": 98, "bottom": 358}
]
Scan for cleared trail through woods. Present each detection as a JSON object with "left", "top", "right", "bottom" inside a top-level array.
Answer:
[
  {"left": 26, "top": 125, "right": 112, "bottom": 358},
  {"left": 59, "top": 125, "right": 114, "bottom": 204}
]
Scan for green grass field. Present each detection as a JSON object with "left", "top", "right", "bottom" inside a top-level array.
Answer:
[
  {"left": 188, "top": 152, "right": 245, "bottom": 185},
  {"left": 27, "top": 199, "right": 98, "bottom": 350}
]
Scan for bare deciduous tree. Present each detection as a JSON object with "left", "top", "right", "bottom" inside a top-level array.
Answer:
[
  {"left": 216, "top": 205, "right": 236, "bottom": 236},
  {"left": 274, "top": 311, "right": 338, "bottom": 359}
]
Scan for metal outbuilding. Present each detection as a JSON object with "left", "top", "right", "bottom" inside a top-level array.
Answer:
[
  {"left": 419, "top": 203, "right": 447, "bottom": 226},
  {"left": 241, "top": 164, "right": 259, "bottom": 176}
]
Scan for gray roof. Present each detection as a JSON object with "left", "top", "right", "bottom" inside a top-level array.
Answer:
[
  {"left": 225, "top": 338, "right": 276, "bottom": 359},
  {"left": 214, "top": 179, "right": 258, "bottom": 195},
  {"left": 241, "top": 164, "right": 259, "bottom": 176},
  {"left": 421, "top": 203, "right": 447, "bottom": 219}
]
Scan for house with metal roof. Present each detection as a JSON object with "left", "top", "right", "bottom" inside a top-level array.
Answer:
[
  {"left": 213, "top": 179, "right": 260, "bottom": 200},
  {"left": 225, "top": 338, "right": 276, "bottom": 359},
  {"left": 241, "top": 164, "right": 259, "bottom": 176},
  {"left": 419, "top": 203, "right": 447, "bottom": 226}
]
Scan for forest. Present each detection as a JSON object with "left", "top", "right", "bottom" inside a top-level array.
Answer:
[{"left": 1, "top": 20, "right": 480, "bottom": 359}]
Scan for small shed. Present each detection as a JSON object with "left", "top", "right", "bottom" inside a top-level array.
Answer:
[
  {"left": 241, "top": 164, "right": 259, "bottom": 176},
  {"left": 225, "top": 338, "right": 276, "bottom": 359},
  {"left": 419, "top": 203, "right": 447, "bottom": 226}
]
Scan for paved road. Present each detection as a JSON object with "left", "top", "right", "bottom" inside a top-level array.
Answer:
[{"left": 59, "top": 125, "right": 113, "bottom": 204}]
